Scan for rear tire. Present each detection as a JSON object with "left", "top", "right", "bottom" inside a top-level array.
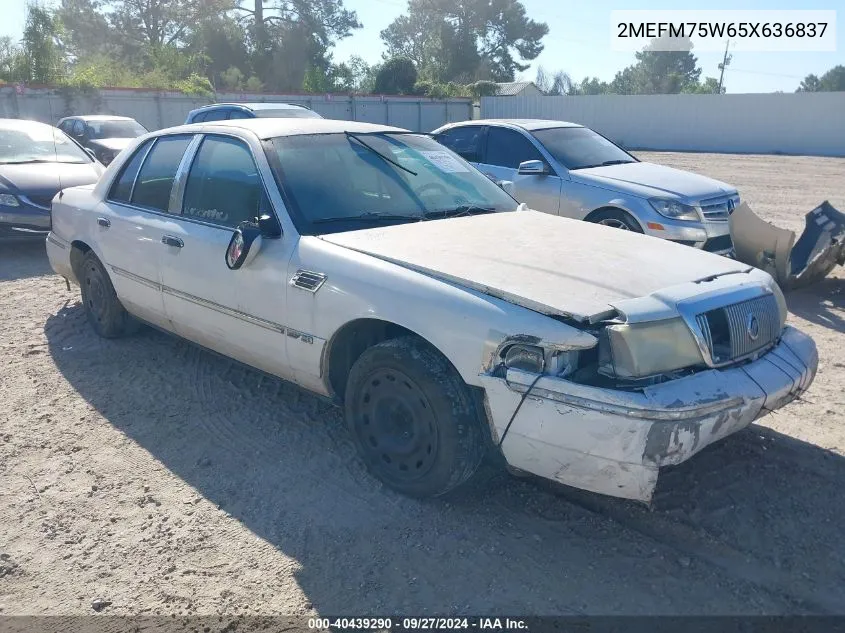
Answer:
[
  {"left": 345, "top": 336, "right": 486, "bottom": 498},
  {"left": 80, "top": 251, "right": 139, "bottom": 338},
  {"left": 588, "top": 208, "right": 643, "bottom": 233}
]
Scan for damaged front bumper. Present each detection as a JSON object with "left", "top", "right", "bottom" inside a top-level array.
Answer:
[
  {"left": 730, "top": 201, "right": 845, "bottom": 289},
  {"left": 480, "top": 326, "right": 817, "bottom": 503}
]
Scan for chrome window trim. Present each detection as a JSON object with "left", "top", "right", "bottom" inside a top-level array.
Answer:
[
  {"left": 103, "top": 137, "right": 155, "bottom": 205},
  {"left": 168, "top": 134, "right": 203, "bottom": 215},
  {"left": 177, "top": 132, "right": 284, "bottom": 232},
  {"left": 104, "top": 130, "right": 292, "bottom": 236}
]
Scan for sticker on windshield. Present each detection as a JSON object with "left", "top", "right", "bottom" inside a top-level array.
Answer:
[{"left": 419, "top": 150, "right": 469, "bottom": 173}]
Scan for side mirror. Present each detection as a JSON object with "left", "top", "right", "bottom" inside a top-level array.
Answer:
[
  {"left": 257, "top": 213, "right": 282, "bottom": 238},
  {"left": 225, "top": 222, "right": 263, "bottom": 270},
  {"left": 517, "top": 160, "right": 549, "bottom": 176}
]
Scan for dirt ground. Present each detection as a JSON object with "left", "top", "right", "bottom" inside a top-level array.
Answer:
[{"left": 1, "top": 152, "right": 843, "bottom": 617}]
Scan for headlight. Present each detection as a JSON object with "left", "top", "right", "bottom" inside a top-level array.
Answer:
[
  {"left": 649, "top": 198, "right": 699, "bottom": 221},
  {"left": 504, "top": 345, "right": 546, "bottom": 373},
  {"left": 597, "top": 318, "right": 704, "bottom": 380},
  {"left": 0, "top": 193, "right": 20, "bottom": 207}
]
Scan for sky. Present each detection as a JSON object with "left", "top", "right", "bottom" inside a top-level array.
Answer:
[{"left": 2, "top": 0, "right": 843, "bottom": 93}]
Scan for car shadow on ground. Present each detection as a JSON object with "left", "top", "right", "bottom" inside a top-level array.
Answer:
[
  {"left": 786, "top": 276, "right": 845, "bottom": 333},
  {"left": 0, "top": 239, "right": 53, "bottom": 282},
  {"left": 44, "top": 302, "right": 845, "bottom": 615}
]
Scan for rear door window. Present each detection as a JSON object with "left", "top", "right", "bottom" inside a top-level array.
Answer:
[
  {"left": 227, "top": 109, "right": 252, "bottom": 119},
  {"left": 108, "top": 139, "right": 154, "bottom": 203},
  {"left": 131, "top": 135, "right": 193, "bottom": 212},
  {"left": 181, "top": 135, "right": 266, "bottom": 228},
  {"left": 484, "top": 128, "right": 544, "bottom": 169},
  {"left": 201, "top": 109, "right": 230, "bottom": 122},
  {"left": 436, "top": 126, "right": 484, "bottom": 162}
]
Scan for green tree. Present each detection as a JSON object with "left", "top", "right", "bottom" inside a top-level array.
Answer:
[
  {"left": 610, "top": 37, "right": 702, "bottom": 95},
  {"left": 0, "top": 36, "right": 27, "bottom": 82},
  {"left": 381, "top": 0, "right": 547, "bottom": 83},
  {"left": 798, "top": 65, "right": 845, "bottom": 92},
  {"left": 797, "top": 73, "right": 821, "bottom": 92},
  {"left": 818, "top": 65, "right": 845, "bottom": 91},
  {"left": 21, "top": 4, "right": 67, "bottom": 83},
  {"left": 683, "top": 76, "right": 723, "bottom": 94},
  {"left": 236, "top": 0, "right": 361, "bottom": 91},
  {"left": 535, "top": 65, "right": 572, "bottom": 95},
  {"left": 56, "top": 0, "right": 116, "bottom": 60},
  {"left": 374, "top": 56, "right": 417, "bottom": 94},
  {"left": 572, "top": 77, "right": 610, "bottom": 95}
]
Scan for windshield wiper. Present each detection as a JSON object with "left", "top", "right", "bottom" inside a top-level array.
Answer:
[
  {"left": 0, "top": 159, "right": 58, "bottom": 165},
  {"left": 312, "top": 211, "right": 422, "bottom": 225},
  {"left": 571, "top": 159, "right": 635, "bottom": 170},
  {"left": 345, "top": 132, "right": 417, "bottom": 176},
  {"left": 423, "top": 205, "right": 497, "bottom": 220}
]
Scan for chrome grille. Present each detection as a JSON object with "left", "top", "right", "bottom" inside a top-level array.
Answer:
[
  {"left": 696, "top": 294, "right": 780, "bottom": 364},
  {"left": 699, "top": 194, "right": 740, "bottom": 222}
]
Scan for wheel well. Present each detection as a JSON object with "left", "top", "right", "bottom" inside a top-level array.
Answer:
[
  {"left": 324, "top": 319, "right": 417, "bottom": 401},
  {"left": 584, "top": 206, "right": 641, "bottom": 228},
  {"left": 69, "top": 240, "right": 92, "bottom": 280}
]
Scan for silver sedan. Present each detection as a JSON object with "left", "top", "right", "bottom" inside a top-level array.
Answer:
[{"left": 433, "top": 119, "right": 738, "bottom": 255}]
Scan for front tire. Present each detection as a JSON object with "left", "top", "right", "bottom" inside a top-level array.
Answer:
[
  {"left": 80, "top": 251, "right": 139, "bottom": 338},
  {"left": 345, "top": 336, "right": 486, "bottom": 498},
  {"left": 588, "top": 208, "right": 643, "bottom": 233}
]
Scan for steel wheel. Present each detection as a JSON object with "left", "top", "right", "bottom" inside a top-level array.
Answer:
[
  {"left": 82, "top": 259, "right": 110, "bottom": 325},
  {"left": 78, "top": 251, "right": 139, "bottom": 338},
  {"left": 344, "top": 336, "right": 486, "bottom": 497},
  {"left": 351, "top": 367, "right": 439, "bottom": 485}
]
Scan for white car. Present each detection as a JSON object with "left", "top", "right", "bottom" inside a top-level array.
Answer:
[
  {"left": 433, "top": 119, "right": 739, "bottom": 255},
  {"left": 46, "top": 119, "right": 817, "bottom": 503}
]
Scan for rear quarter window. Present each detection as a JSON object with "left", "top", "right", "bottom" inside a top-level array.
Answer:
[
  {"left": 108, "top": 139, "right": 154, "bottom": 203},
  {"left": 130, "top": 135, "right": 193, "bottom": 212}
]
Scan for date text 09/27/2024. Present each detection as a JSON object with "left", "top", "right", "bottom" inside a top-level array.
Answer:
[{"left": 308, "top": 617, "right": 528, "bottom": 630}]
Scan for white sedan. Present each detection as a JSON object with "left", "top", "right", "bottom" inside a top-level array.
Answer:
[{"left": 46, "top": 118, "right": 817, "bottom": 503}]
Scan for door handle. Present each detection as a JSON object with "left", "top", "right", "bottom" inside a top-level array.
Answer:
[
  {"left": 161, "top": 235, "right": 184, "bottom": 248},
  {"left": 97, "top": 217, "right": 110, "bottom": 228}
]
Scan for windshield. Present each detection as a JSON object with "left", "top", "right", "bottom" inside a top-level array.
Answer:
[
  {"left": 266, "top": 132, "right": 518, "bottom": 235},
  {"left": 87, "top": 120, "right": 148, "bottom": 139},
  {"left": 0, "top": 123, "right": 91, "bottom": 165},
  {"left": 532, "top": 127, "right": 637, "bottom": 170}
]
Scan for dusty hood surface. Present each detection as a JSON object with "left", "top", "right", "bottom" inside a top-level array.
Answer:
[
  {"left": 573, "top": 162, "right": 736, "bottom": 200},
  {"left": 320, "top": 210, "right": 749, "bottom": 321}
]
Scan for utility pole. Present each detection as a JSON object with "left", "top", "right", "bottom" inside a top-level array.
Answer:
[{"left": 717, "top": 39, "right": 732, "bottom": 93}]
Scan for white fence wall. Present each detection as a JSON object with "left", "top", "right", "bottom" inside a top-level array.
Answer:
[
  {"left": 481, "top": 93, "right": 845, "bottom": 157},
  {"left": 0, "top": 86, "right": 473, "bottom": 132}
]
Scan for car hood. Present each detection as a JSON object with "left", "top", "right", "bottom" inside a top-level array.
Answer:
[
  {"left": 0, "top": 162, "right": 103, "bottom": 199},
  {"left": 319, "top": 210, "right": 752, "bottom": 322},
  {"left": 88, "top": 138, "right": 135, "bottom": 152},
  {"left": 572, "top": 161, "right": 736, "bottom": 201}
]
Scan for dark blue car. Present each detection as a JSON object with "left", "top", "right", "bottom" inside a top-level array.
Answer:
[
  {"left": 0, "top": 119, "right": 103, "bottom": 239},
  {"left": 184, "top": 102, "right": 323, "bottom": 124}
]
